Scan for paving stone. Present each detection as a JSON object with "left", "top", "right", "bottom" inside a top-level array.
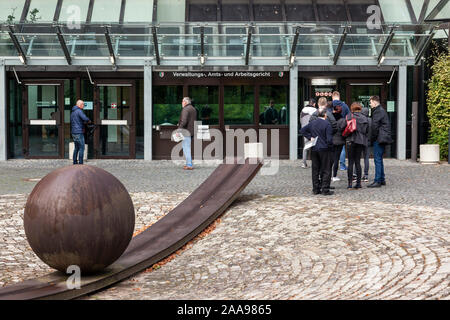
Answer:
[{"left": 0, "top": 159, "right": 448, "bottom": 300}]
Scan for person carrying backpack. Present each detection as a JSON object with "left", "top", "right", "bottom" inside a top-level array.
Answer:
[{"left": 342, "top": 102, "right": 369, "bottom": 189}]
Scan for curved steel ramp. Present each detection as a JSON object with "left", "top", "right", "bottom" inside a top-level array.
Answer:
[{"left": 0, "top": 158, "right": 263, "bottom": 300}]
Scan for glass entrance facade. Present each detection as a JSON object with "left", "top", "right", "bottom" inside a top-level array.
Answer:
[{"left": 1, "top": 0, "right": 447, "bottom": 161}]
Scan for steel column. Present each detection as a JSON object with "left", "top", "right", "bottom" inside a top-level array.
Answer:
[
  {"left": 144, "top": 62, "right": 152, "bottom": 161},
  {"left": 289, "top": 64, "right": 298, "bottom": 160},
  {"left": 0, "top": 60, "right": 6, "bottom": 160},
  {"left": 397, "top": 64, "right": 407, "bottom": 160}
]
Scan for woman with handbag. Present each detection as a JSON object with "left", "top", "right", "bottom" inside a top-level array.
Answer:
[{"left": 343, "top": 102, "right": 369, "bottom": 189}]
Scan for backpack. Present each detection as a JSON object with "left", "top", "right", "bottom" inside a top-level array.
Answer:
[{"left": 342, "top": 114, "right": 357, "bottom": 137}]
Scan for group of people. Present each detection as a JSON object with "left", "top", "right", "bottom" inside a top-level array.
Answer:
[{"left": 300, "top": 92, "right": 392, "bottom": 195}]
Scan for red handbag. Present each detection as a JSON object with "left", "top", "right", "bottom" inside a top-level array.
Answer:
[{"left": 342, "top": 114, "right": 357, "bottom": 137}]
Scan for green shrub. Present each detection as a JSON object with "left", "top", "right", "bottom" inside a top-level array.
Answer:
[{"left": 426, "top": 52, "right": 450, "bottom": 160}]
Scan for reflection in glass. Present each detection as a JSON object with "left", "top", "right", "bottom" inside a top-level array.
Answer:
[
  {"left": 378, "top": 0, "right": 411, "bottom": 23},
  {"left": 91, "top": 0, "right": 121, "bottom": 23},
  {"left": 156, "top": 0, "right": 185, "bottom": 22},
  {"left": 0, "top": 0, "right": 26, "bottom": 22},
  {"left": 346, "top": 0, "right": 376, "bottom": 22},
  {"left": 27, "top": 0, "right": 58, "bottom": 22},
  {"left": 189, "top": 0, "right": 217, "bottom": 21},
  {"left": 224, "top": 86, "right": 254, "bottom": 125},
  {"left": 136, "top": 80, "right": 144, "bottom": 159},
  {"left": 20, "top": 35, "right": 64, "bottom": 56},
  {"left": 222, "top": 0, "right": 250, "bottom": 21},
  {"left": 259, "top": 86, "right": 289, "bottom": 125},
  {"left": 189, "top": 86, "right": 219, "bottom": 125},
  {"left": 316, "top": 0, "right": 347, "bottom": 22},
  {"left": 253, "top": 0, "right": 283, "bottom": 21},
  {"left": 8, "top": 80, "right": 23, "bottom": 158},
  {"left": 99, "top": 86, "right": 132, "bottom": 156},
  {"left": 123, "top": 0, "right": 154, "bottom": 22},
  {"left": 349, "top": 85, "right": 381, "bottom": 109},
  {"left": 64, "top": 34, "right": 110, "bottom": 57},
  {"left": 27, "top": 85, "right": 59, "bottom": 156},
  {"left": 285, "top": 0, "right": 315, "bottom": 21},
  {"left": 59, "top": 0, "right": 90, "bottom": 23},
  {"left": 153, "top": 86, "right": 183, "bottom": 125},
  {"left": 253, "top": 26, "right": 286, "bottom": 57}
]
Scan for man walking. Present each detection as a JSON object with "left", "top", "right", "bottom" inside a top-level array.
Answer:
[
  {"left": 70, "top": 100, "right": 90, "bottom": 165},
  {"left": 178, "top": 97, "right": 197, "bottom": 170},
  {"left": 368, "top": 95, "right": 392, "bottom": 188},
  {"left": 300, "top": 99, "right": 317, "bottom": 168},
  {"left": 300, "top": 107, "right": 334, "bottom": 196}
]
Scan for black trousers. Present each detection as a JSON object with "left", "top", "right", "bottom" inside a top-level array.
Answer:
[
  {"left": 347, "top": 143, "right": 364, "bottom": 185},
  {"left": 311, "top": 150, "right": 332, "bottom": 193},
  {"left": 332, "top": 145, "right": 344, "bottom": 177}
]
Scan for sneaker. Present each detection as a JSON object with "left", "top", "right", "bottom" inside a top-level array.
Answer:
[
  {"left": 362, "top": 176, "right": 369, "bottom": 182},
  {"left": 332, "top": 177, "right": 340, "bottom": 182},
  {"left": 322, "top": 190, "right": 334, "bottom": 196},
  {"left": 183, "top": 166, "right": 194, "bottom": 170},
  {"left": 340, "top": 166, "right": 347, "bottom": 171},
  {"left": 301, "top": 163, "right": 308, "bottom": 169}
]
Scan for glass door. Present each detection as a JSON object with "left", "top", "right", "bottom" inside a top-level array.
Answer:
[
  {"left": 94, "top": 81, "right": 135, "bottom": 158},
  {"left": 23, "top": 82, "right": 64, "bottom": 158}
]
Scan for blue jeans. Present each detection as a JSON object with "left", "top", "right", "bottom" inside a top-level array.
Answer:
[
  {"left": 373, "top": 141, "right": 385, "bottom": 183},
  {"left": 182, "top": 136, "right": 193, "bottom": 167},
  {"left": 339, "top": 145, "right": 346, "bottom": 169},
  {"left": 72, "top": 134, "right": 85, "bottom": 165}
]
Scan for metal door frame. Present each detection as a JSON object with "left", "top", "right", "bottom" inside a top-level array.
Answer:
[
  {"left": 93, "top": 79, "right": 136, "bottom": 159},
  {"left": 22, "top": 80, "right": 65, "bottom": 159}
]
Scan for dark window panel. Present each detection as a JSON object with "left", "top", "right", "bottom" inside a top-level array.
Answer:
[
  {"left": 285, "top": 0, "right": 315, "bottom": 21},
  {"left": 253, "top": 1, "right": 283, "bottom": 21},
  {"left": 317, "top": 0, "right": 347, "bottom": 22},
  {"left": 222, "top": 1, "right": 250, "bottom": 21},
  {"left": 189, "top": 0, "right": 217, "bottom": 21},
  {"left": 347, "top": 0, "right": 377, "bottom": 22}
]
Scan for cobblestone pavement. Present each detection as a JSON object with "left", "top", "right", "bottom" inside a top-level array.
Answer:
[
  {"left": 0, "top": 159, "right": 449, "bottom": 208},
  {"left": 0, "top": 159, "right": 449, "bottom": 299}
]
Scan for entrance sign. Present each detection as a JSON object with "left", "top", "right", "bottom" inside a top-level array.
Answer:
[
  {"left": 111, "top": 103, "right": 117, "bottom": 109},
  {"left": 163, "top": 71, "right": 283, "bottom": 79},
  {"left": 387, "top": 101, "right": 395, "bottom": 112},
  {"left": 84, "top": 101, "right": 93, "bottom": 110}
]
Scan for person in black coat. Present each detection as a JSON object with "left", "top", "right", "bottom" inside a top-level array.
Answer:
[
  {"left": 343, "top": 102, "right": 369, "bottom": 189},
  {"left": 368, "top": 96, "right": 392, "bottom": 188},
  {"left": 300, "top": 107, "right": 334, "bottom": 196}
]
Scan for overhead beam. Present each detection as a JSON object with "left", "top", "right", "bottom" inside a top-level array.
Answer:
[
  {"left": 419, "top": 0, "right": 431, "bottom": 23},
  {"left": 424, "top": 0, "right": 448, "bottom": 21},
  {"left": 415, "top": 27, "right": 436, "bottom": 65},
  {"left": 377, "top": 27, "right": 395, "bottom": 66},
  {"left": 245, "top": 25, "right": 253, "bottom": 66},
  {"left": 56, "top": 26, "right": 72, "bottom": 65},
  {"left": 152, "top": 26, "right": 160, "bottom": 65},
  {"left": 289, "top": 26, "right": 300, "bottom": 67},
  {"left": 7, "top": 26, "right": 27, "bottom": 65},
  {"left": 104, "top": 26, "right": 117, "bottom": 67},
  {"left": 333, "top": 26, "right": 348, "bottom": 65},
  {"left": 200, "top": 26, "right": 205, "bottom": 65}
]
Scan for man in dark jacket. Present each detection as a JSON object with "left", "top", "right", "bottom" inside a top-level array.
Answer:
[
  {"left": 300, "top": 107, "right": 334, "bottom": 196},
  {"left": 178, "top": 97, "right": 198, "bottom": 170},
  {"left": 368, "top": 95, "right": 392, "bottom": 188},
  {"left": 70, "top": 100, "right": 90, "bottom": 165}
]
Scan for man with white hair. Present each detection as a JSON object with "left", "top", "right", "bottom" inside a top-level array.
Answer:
[{"left": 70, "top": 100, "right": 91, "bottom": 165}]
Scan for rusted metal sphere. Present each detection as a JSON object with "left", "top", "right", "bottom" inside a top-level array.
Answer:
[{"left": 24, "top": 165, "right": 135, "bottom": 274}]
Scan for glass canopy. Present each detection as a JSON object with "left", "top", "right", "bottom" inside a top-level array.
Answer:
[{"left": 0, "top": 22, "right": 439, "bottom": 65}]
